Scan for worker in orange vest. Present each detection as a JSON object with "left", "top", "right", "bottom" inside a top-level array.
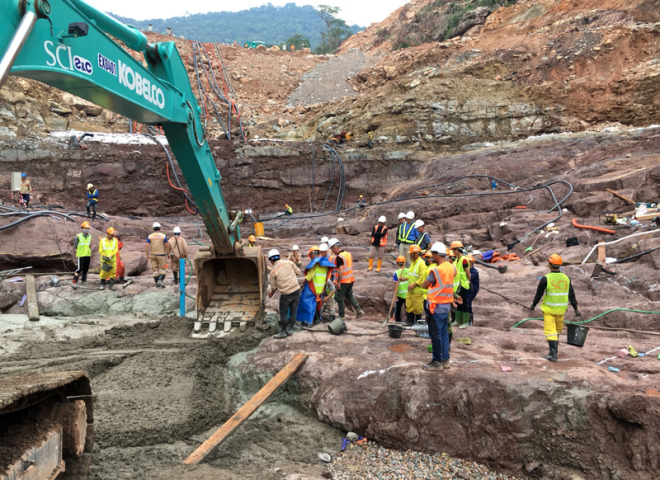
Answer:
[
  {"left": 328, "top": 238, "right": 365, "bottom": 321},
  {"left": 368, "top": 216, "right": 388, "bottom": 272}
]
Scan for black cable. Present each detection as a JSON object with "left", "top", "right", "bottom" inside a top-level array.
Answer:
[
  {"left": 0, "top": 211, "right": 76, "bottom": 231},
  {"left": 45, "top": 216, "right": 70, "bottom": 272},
  {"left": 612, "top": 246, "right": 660, "bottom": 264},
  {"left": 310, "top": 140, "right": 315, "bottom": 212}
]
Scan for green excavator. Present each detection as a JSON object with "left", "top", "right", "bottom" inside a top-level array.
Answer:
[{"left": 0, "top": 1, "right": 266, "bottom": 477}]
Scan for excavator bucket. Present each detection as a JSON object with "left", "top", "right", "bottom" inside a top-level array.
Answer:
[{"left": 193, "top": 246, "right": 267, "bottom": 338}]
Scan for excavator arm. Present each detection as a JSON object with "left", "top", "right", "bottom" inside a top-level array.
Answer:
[{"left": 0, "top": 0, "right": 267, "bottom": 336}]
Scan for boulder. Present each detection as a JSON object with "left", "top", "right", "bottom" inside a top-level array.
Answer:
[{"left": 61, "top": 93, "right": 103, "bottom": 117}]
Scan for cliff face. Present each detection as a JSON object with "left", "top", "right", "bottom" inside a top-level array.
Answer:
[{"left": 291, "top": 0, "right": 660, "bottom": 152}]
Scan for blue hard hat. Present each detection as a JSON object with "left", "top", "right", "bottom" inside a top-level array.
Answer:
[{"left": 21, "top": 173, "right": 26, "bottom": 178}]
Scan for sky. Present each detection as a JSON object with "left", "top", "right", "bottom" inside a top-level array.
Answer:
[{"left": 88, "top": 0, "right": 410, "bottom": 26}]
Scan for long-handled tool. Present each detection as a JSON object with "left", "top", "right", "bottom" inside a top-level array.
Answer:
[
  {"left": 383, "top": 277, "right": 401, "bottom": 326},
  {"left": 475, "top": 258, "right": 508, "bottom": 274},
  {"left": 525, "top": 232, "right": 543, "bottom": 253}
]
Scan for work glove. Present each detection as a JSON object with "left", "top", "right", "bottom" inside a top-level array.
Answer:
[{"left": 574, "top": 309, "right": 582, "bottom": 317}]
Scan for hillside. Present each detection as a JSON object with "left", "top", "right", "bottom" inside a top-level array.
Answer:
[{"left": 110, "top": 4, "right": 363, "bottom": 48}]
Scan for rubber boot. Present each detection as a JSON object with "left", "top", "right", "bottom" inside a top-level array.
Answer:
[
  {"left": 173, "top": 271, "right": 179, "bottom": 284},
  {"left": 450, "top": 310, "right": 459, "bottom": 327},
  {"left": 154, "top": 276, "right": 159, "bottom": 285},
  {"left": 273, "top": 325, "right": 288, "bottom": 339},
  {"left": 72, "top": 276, "right": 78, "bottom": 290},
  {"left": 458, "top": 311, "right": 469, "bottom": 329},
  {"left": 367, "top": 258, "right": 374, "bottom": 271},
  {"left": 356, "top": 308, "right": 365, "bottom": 319},
  {"left": 544, "top": 341, "right": 558, "bottom": 362},
  {"left": 405, "top": 312, "right": 415, "bottom": 326},
  {"left": 157, "top": 275, "right": 165, "bottom": 288},
  {"left": 99, "top": 279, "right": 106, "bottom": 291},
  {"left": 108, "top": 279, "right": 115, "bottom": 291},
  {"left": 376, "top": 259, "right": 382, "bottom": 272},
  {"left": 286, "top": 318, "right": 294, "bottom": 336}
]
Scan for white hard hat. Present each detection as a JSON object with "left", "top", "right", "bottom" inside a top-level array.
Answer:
[
  {"left": 292, "top": 245, "right": 299, "bottom": 251},
  {"left": 406, "top": 211, "right": 415, "bottom": 220},
  {"left": 378, "top": 215, "right": 386, "bottom": 223},
  {"left": 268, "top": 249, "right": 280, "bottom": 259},
  {"left": 414, "top": 219, "right": 425, "bottom": 228},
  {"left": 173, "top": 226, "right": 181, "bottom": 234},
  {"left": 87, "top": 183, "right": 94, "bottom": 189},
  {"left": 319, "top": 243, "right": 329, "bottom": 252},
  {"left": 430, "top": 242, "right": 448, "bottom": 255},
  {"left": 328, "top": 238, "right": 340, "bottom": 248},
  {"left": 321, "top": 236, "right": 329, "bottom": 244},
  {"left": 153, "top": 222, "right": 161, "bottom": 229},
  {"left": 398, "top": 213, "right": 406, "bottom": 220}
]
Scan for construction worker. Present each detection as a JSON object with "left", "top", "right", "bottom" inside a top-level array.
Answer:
[
  {"left": 86, "top": 183, "right": 99, "bottom": 220},
  {"left": 358, "top": 195, "right": 366, "bottom": 208},
  {"left": 288, "top": 245, "right": 302, "bottom": 268},
  {"left": 99, "top": 227, "right": 118, "bottom": 291},
  {"left": 450, "top": 241, "right": 472, "bottom": 330},
  {"left": 321, "top": 276, "right": 337, "bottom": 321},
  {"left": 146, "top": 222, "right": 170, "bottom": 288},
  {"left": 328, "top": 238, "right": 365, "bottom": 321},
  {"left": 421, "top": 242, "right": 461, "bottom": 372},
  {"left": 115, "top": 234, "right": 127, "bottom": 283},
  {"left": 530, "top": 254, "right": 580, "bottom": 363},
  {"left": 267, "top": 249, "right": 302, "bottom": 339},
  {"left": 19, "top": 173, "right": 32, "bottom": 208},
  {"left": 304, "top": 246, "right": 331, "bottom": 324},
  {"left": 368, "top": 216, "right": 388, "bottom": 272},
  {"left": 395, "top": 213, "right": 405, "bottom": 255},
  {"left": 284, "top": 204, "right": 293, "bottom": 216},
  {"left": 168, "top": 226, "right": 189, "bottom": 284},
  {"left": 397, "top": 212, "right": 418, "bottom": 264},
  {"left": 72, "top": 221, "right": 92, "bottom": 289},
  {"left": 320, "top": 242, "right": 337, "bottom": 286},
  {"left": 464, "top": 255, "right": 480, "bottom": 326},
  {"left": 414, "top": 220, "right": 432, "bottom": 253},
  {"left": 405, "top": 245, "right": 426, "bottom": 325},
  {"left": 248, "top": 235, "right": 257, "bottom": 247},
  {"left": 391, "top": 255, "right": 409, "bottom": 323},
  {"left": 366, "top": 131, "right": 373, "bottom": 149}
]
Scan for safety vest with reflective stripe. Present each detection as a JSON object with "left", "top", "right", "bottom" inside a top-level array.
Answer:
[
  {"left": 415, "top": 231, "right": 430, "bottom": 247},
  {"left": 453, "top": 256, "right": 470, "bottom": 291},
  {"left": 428, "top": 262, "right": 457, "bottom": 313},
  {"left": 328, "top": 255, "right": 338, "bottom": 282},
  {"left": 76, "top": 233, "right": 92, "bottom": 257},
  {"left": 397, "top": 221, "right": 416, "bottom": 244},
  {"left": 407, "top": 257, "right": 427, "bottom": 294},
  {"left": 541, "top": 272, "right": 570, "bottom": 315},
  {"left": 371, "top": 225, "right": 388, "bottom": 247},
  {"left": 395, "top": 268, "right": 409, "bottom": 299},
  {"left": 337, "top": 251, "right": 354, "bottom": 284},
  {"left": 309, "top": 264, "right": 329, "bottom": 294},
  {"left": 99, "top": 237, "right": 118, "bottom": 263}
]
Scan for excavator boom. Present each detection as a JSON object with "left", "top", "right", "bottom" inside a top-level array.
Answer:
[{"left": 0, "top": 0, "right": 266, "bottom": 336}]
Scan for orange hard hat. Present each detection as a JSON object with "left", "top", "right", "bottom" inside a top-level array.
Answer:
[
  {"left": 308, "top": 246, "right": 320, "bottom": 256},
  {"left": 450, "top": 241, "right": 464, "bottom": 249},
  {"left": 106, "top": 227, "right": 116, "bottom": 235},
  {"left": 396, "top": 255, "right": 406, "bottom": 263},
  {"left": 548, "top": 254, "right": 563, "bottom": 266},
  {"left": 81, "top": 221, "right": 90, "bottom": 229},
  {"left": 409, "top": 245, "right": 422, "bottom": 254},
  {"left": 466, "top": 255, "right": 475, "bottom": 263},
  {"left": 285, "top": 204, "right": 289, "bottom": 207},
  {"left": 248, "top": 235, "right": 256, "bottom": 242},
  {"left": 424, "top": 251, "right": 433, "bottom": 258}
]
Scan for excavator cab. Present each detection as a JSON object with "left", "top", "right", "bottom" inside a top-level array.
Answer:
[{"left": 194, "top": 246, "right": 267, "bottom": 338}]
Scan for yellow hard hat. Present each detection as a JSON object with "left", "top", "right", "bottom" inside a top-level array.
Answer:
[
  {"left": 308, "top": 246, "right": 320, "bottom": 257},
  {"left": 106, "top": 227, "right": 116, "bottom": 235},
  {"left": 248, "top": 235, "right": 256, "bottom": 242}
]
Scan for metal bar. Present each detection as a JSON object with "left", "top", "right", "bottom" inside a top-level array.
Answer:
[
  {"left": 179, "top": 258, "right": 185, "bottom": 317},
  {"left": 0, "top": 10, "right": 37, "bottom": 88},
  {"left": 183, "top": 354, "right": 308, "bottom": 465},
  {"left": 67, "top": 0, "right": 148, "bottom": 51}
]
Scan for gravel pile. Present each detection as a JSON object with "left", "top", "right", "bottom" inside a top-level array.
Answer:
[
  {"left": 329, "top": 442, "right": 524, "bottom": 480},
  {"left": 288, "top": 49, "right": 378, "bottom": 106}
]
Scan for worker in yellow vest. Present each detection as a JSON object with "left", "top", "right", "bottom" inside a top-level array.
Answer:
[
  {"left": 421, "top": 242, "right": 460, "bottom": 371},
  {"left": 99, "top": 227, "right": 119, "bottom": 291},
  {"left": 405, "top": 245, "right": 426, "bottom": 325},
  {"left": 72, "top": 221, "right": 92, "bottom": 289},
  {"left": 391, "top": 255, "right": 409, "bottom": 323},
  {"left": 305, "top": 246, "right": 330, "bottom": 323},
  {"left": 328, "top": 238, "right": 365, "bottom": 321},
  {"left": 368, "top": 216, "right": 388, "bottom": 272},
  {"left": 530, "top": 254, "right": 580, "bottom": 362},
  {"left": 146, "top": 222, "right": 170, "bottom": 288},
  {"left": 450, "top": 241, "right": 472, "bottom": 329}
]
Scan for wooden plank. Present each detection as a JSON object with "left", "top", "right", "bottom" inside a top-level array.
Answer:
[
  {"left": 25, "top": 274, "right": 39, "bottom": 322},
  {"left": 183, "top": 353, "right": 308, "bottom": 465},
  {"left": 597, "top": 242, "right": 607, "bottom": 265},
  {"left": 611, "top": 168, "right": 645, "bottom": 181},
  {"left": 606, "top": 188, "right": 636, "bottom": 205}
]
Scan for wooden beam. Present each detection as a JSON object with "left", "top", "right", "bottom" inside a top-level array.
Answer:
[
  {"left": 606, "top": 188, "right": 636, "bottom": 205},
  {"left": 597, "top": 242, "right": 607, "bottom": 265},
  {"left": 25, "top": 274, "right": 39, "bottom": 322},
  {"left": 183, "top": 353, "right": 308, "bottom": 465},
  {"left": 611, "top": 168, "right": 645, "bottom": 181}
]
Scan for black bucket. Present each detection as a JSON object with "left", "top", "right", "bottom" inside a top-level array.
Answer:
[
  {"left": 388, "top": 325, "right": 404, "bottom": 339},
  {"left": 566, "top": 323, "right": 589, "bottom": 347}
]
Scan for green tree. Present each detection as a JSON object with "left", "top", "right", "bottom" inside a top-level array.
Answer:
[
  {"left": 314, "top": 5, "right": 353, "bottom": 54},
  {"left": 286, "top": 33, "right": 311, "bottom": 51}
]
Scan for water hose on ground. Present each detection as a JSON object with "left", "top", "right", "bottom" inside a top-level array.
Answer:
[
  {"left": 581, "top": 229, "right": 660, "bottom": 265},
  {"left": 571, "top": 218, "right": 616, "bottom": 235},
  {"left": 511, "top": 308, "right": 660, "bottom": 330}
]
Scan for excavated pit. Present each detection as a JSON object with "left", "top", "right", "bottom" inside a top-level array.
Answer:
[{"left": 1, "top": 126, "right": 660, "bottom": 480}]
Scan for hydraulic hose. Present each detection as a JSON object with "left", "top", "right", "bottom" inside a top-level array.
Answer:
[
  {"left": 571, "top": 218, "right": 616, "bottom": 235},
  {"left": 611, "top": 246, "right": 660, "bottom": 264},
  {"left": 0, "top": 211, "right": 76, "bottom": 231},
  {"left": 511, "top": 308, "right": 660, "bottom": 329}
]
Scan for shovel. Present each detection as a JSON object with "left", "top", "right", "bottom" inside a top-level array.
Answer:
[
  {"left": 475, "top": 258, "right": 507, "bottom": 274},
  {"left": 525, "top": 232, "right": 543, "bottom": 253},
  {"left": 383, "top": 277, "right": 401, "bottom": 326}
]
